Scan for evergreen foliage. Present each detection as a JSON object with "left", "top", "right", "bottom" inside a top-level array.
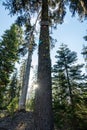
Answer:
[
  {"left": 0, "top": 24, "right": 23, "bottom": 111},
  {"left": 52, "top": 44, "right": 87, "bottom": 130},
  {"left": 3, "top": 0, "right": 87, "bottom": 23},
  {"left": 2, "top": 0, "right": 87, "bottom": 130},
  {"left": 82, "top": 34, "right": 87, "bottom": 68}
]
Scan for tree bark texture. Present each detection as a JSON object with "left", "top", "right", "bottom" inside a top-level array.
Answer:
[{"left": 34, "top": 0, "right": 54, "bottom": 130}]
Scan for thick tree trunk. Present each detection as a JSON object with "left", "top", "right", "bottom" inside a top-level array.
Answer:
[
  {"left": 34, "top": 0, "right": 54, "bottom": 130},
  {"left": 19, "top": 50, "right": 32, "bottom": 110}
]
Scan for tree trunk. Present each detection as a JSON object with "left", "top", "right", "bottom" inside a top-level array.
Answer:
[
  {"left": 19, "top": 50, "right": 32, "bottom": 110},
  {"left": 64, "top": 60, "right": 78, "bottom": 130},
  {"left": 34, "top": 0, "right": 54, "bottom": 130}
]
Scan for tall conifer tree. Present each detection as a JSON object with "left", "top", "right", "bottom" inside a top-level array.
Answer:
[
  {"left": 52, "top": 44, "right": 86, "bottom": 130},
  {"left": 3, "top": 0, "right": 87, "bottom": 129},
  {"left": 0, "top": 24, "right": 23, "bottom": 109}
]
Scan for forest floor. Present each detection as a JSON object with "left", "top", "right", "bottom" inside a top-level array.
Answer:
[{"left": 0, "top": 111, "right": 34, "bottom": 130}]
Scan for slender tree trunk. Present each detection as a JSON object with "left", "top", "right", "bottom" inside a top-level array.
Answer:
[
  {"left": 34, "top": 0, "right": 54, "bottom": 130},
  {"left": 19, "top": 50, "right": 32, "bottom": 110},
  {"left": 64, "top": 60, "right": 78, "bottom": 130},
  {"left": 65, "top": 64, "right": 73, "bottom": 105}
]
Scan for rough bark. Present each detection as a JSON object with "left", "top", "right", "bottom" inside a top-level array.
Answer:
[{"left": 34, "top": 0, "right": 54, "bottom": 130}]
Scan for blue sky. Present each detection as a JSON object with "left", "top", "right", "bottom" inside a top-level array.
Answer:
[
  {"left": 51, "top": 11, "right": 87, "bottom": 65},
  {"left": 0, "top": 2, "right": 87, "bottom": 67},
  {"left": 0, "top": 3, "right": 17, "bottom": 37}
]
